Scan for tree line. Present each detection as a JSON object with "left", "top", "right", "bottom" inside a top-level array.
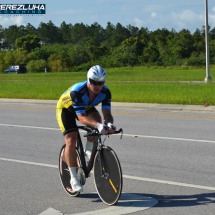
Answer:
[{"left": 0, "top": 21, "right": 215, "bottom": 73}]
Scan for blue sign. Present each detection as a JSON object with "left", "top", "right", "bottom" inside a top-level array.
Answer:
[{"left": 0, "top": 4, "right": 46, "bottom": 14}]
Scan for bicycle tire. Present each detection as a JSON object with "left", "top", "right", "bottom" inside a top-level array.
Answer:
[
  {"left": 93, "top": 146, "right": 123, "bottom": 205},
  {"left": 58, "top": 144, "right": 82, "bottom": 197}
]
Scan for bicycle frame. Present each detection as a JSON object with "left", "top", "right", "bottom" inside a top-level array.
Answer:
[
  {"left": 76, "top": 130, "right": 87, "bottom": 171},
  {"left": 75, "top": 125, "right": 101, "bottom": 178},
  {"left": 75, "top": 125, "right": 123, "bottom": 179},
  {"left": 75, "top": 126, "right": 91, "bottom": 176},
  {"left": 59, "top": 125, "right": 123, "bottom": 204}
]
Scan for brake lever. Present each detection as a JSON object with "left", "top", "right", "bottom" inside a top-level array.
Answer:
[{"left": 119, "top": 128, "right": 123, "bottom": 139}]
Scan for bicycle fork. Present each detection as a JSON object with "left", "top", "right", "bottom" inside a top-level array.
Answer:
[
  {"left": 97, "top": 139, "right": 118, "bottom": 193},
  {"left": 98, "top": 150, "right": 109, "bottom": 179},
  {"left": 96, "top": 137, "right": 108, "bottom": 179}
]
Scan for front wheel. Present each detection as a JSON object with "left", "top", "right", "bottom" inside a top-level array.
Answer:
[
  {"left": 93, "top": 146, "right": 123, "bottom": 205},
  {"left": 58, "top": 144, "right": 83, "bottom": 197}
]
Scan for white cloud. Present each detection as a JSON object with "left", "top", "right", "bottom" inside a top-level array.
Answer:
[
  {"left": 180, "top": 10, "right": 203, "bottom": 22},
  {"left": 170, "top": 10, "right": 204, "bottom": 26},
  {"left": 209, "top": 15, "right": 215, "bottom": 28},
  {"left": 0, "top": 16, "right": 25, "bottom": 27},
  {"left": 151, "top": 12, "right": 157, "bottom": 17},
  {"left": 54, "top": 10, "right": 79, "bottom": 15},
  {"left": 122, "top": 5, "right": 127, "bottom": 10},
  {"left": 164, "top": 10, "right": 206, "bottom": 31},
  {"left": 210, "top": 7, "right": 215, "bottom": 27},
  {"left": 132, "top": 17, "right": 147, "bottom": 28},
  {"left": 97, "top": 0, "right": 105, "bottom": 3}
]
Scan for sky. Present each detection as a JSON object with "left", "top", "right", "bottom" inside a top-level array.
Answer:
[{"left": 0, "top": 0, "right": 215, "bottom": 33}]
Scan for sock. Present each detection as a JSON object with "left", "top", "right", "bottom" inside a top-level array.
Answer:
[
  {"left": 85, "top": 140, "right": 93, "bottom": 152},
  {"left": 69, "top": 167, "right": 78, "bottom": 181},
  {"left": 85, "top": 140, "right": 93, "bottom": 159}
]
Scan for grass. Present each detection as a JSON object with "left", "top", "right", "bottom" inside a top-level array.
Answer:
[
  {"left": 108, "top": 82, "right": 215, "bottom": 105},
  {"left": 1, "top": 65, "right": 215, "bottom": 81},
  {"left": 0, "top": 66, "right": 215, "bottom": 105}
]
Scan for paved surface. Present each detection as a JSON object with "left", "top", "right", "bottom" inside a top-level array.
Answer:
[
  {"left": 38, "top": 193, "right": 158, "bottom": 215},
  {"left": 0, "top": 98, "right": 215, "bottom": 113},
  {"left": 1, "top": 99, "right": 215, "bottom": 214}
]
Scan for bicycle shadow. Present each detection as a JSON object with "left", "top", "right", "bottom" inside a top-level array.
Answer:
[
  {"left": 145, "top": 192, "right": 215, "bottom": 208},
  {"left": 76, "top": 193, "right": 102, "bottom": 203},
  {"left": 77, "top": 192, "right": 215, "bottom": 208},
  {"left": 76, "top": 192, "right": 158, "bottom": 208}
]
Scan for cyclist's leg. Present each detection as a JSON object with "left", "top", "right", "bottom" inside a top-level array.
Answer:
[
  {"left": 59, "top": 144, "right": 82, "bottom": 197},
  {"left": 85, "top": 107, "right": 102, "bottom": 159},
  {"left": 64, "top": 131, "right": 78, "bottom": 167},
  {"left": 56, "top": 108, "right": 83, "bottom": 192}
]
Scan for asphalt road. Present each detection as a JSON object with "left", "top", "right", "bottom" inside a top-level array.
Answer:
[{"left": 0, "top": 101, "right": 215, "bottom": 214}]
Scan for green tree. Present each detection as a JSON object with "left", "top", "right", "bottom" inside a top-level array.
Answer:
[
  {"left": 69, "top": 23, "right": 89, "bottom": 44},
  {"left": 18, "top": 25, "right": 27, "bottom": 37},
  {"left": 15, "top": 34, "right": 41, "bottom": 52},
  {"left": 210, "top": 27, "right": 215, "bottom": 40},
  {"left": 49, "top": 59, "right": 67, "bottom": 72},
  {"left": 103, "top": 22, "right": 115, "bottom": 47},
  {"left": 209, "top": 40, "right": 215, "bottom": 62},
  {"left": 3, "top": 25, "right": 20, "bottom": 49},
  {"left": 0, "top": 53, "right": 5, "bottom": 73},
  {"left": 127, "top": 25, "right": 139, "bottom": 37},
  {"left": 0, "top": 25, "right": 4, "bottom": 49},
  {"left": 68, "top": 43, "right": 90, "bottom": 67},
  {"left": 110, "top": 37, "right": 144, "bottom": 66},
  {"left": 48, "top": 53, "right": 68, "bottom": 72},
  {"left": 3, "top": 51, "right": 15, "bottom": 68},
  {"left": 150, "top": 28, "right": 171, "bottom": 63},
  {"left": 60, "top": 21, "right": 73, "bottom": 44},
  {"left": 109, "top": 23, "right": 131, "bottom": 47},
  {"left": 139, "top": 27, "right": 150, "bottom": 46},
  {"left": 26, "top": 59, "right": 47, "bottom": 73},
  {"left": 166, "top": 29, "right": 194, "bottom": 59},
  {"left": 87, "top": 44, "right": 108, "bottom": 61},
  {"left": 88, "top": 22, "right": 105, "bottom": 46},
  {"left": 37, "top": 21, "right": 62, "bottom": 45},
  {"left": 141, "top": 43, "right": 159, "bottom": 64},
  {"left": 25, "top": 23, "right": 37, "bottom": 35},
  {"left": 14, "top": 50, "right": 28, "bottom": 65}
]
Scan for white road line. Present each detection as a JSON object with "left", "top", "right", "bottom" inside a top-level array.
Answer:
[
  {"left": 38, "top": 194, "right": 158, "bottom": 215},
  {"left": 1, "top": 123, "right": 215, "bottom": 144},
  {"left": 124, "top": 133, "right": 215, "bottom": 144},
  {"left": 0, "top": 123, "right": 60, "bottom": 131},
  {"left": 1, "top": 157, "right": 215, "bottom": 191},
  {"left": 0, "top": 157, "right": 58, "bottom": 168},
  {"left": 123, "top": 175, "right": 215, "bottom": 191}
]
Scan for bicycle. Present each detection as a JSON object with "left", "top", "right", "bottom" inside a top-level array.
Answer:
[{"left": 58, "top": 125, "right": 123, "bottom": 205}]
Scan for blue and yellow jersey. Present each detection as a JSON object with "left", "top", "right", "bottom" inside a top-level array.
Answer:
[{"left": 57, "top": 81, "right": 111, "bottom": 115}]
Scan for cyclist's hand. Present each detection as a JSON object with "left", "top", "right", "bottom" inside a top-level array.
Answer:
[
  {"left": 95, "top": 123, "right": 108, "bottom": 135},
  {"left": 107, "top": 122, "right": 116, "bottom": 134}
]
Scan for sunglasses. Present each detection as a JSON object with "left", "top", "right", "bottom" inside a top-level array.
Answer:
[{"left": 89, "top": 79, "right": 105, "bottom": 86}]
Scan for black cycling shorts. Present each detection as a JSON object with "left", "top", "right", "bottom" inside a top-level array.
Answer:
[{"left": 56, "top": 107, "right": 98, "bottom": 136}]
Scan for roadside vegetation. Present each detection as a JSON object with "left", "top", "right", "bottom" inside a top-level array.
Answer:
[
  {"left": 0, "top": 66, "right": 215, "bottom": 106},
  {"left": 0, "top": 21, "right": 215, "bottom": 73},
  {"left": 1, "top": 21, "right": 215, "bottom": 106}
]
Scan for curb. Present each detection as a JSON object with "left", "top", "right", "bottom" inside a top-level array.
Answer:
[{"left": 0, "top": 98, "right": 215, "bottom": 113}]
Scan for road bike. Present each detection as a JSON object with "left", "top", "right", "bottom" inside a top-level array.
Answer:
[{"left": 58, "top": 125, "right": 123, "bottom": 205}]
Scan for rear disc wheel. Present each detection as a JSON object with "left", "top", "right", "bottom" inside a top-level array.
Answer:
[{"left": 58, "top": 144, "right": 83, "bottom": 197}]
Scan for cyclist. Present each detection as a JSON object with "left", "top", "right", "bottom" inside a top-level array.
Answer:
[{"left": 56, "top": 65, "right": 116, "bottom": 193}]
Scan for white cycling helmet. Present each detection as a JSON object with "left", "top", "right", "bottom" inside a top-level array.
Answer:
[{"left": 87, "top": 65, "right": 107, "bottom": 84}]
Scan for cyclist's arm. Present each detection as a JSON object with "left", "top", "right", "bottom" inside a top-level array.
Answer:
[
  {"left": 102, "top": 109, "right": 113, "bottom": 124},
  {"left": 77, "top": 113, "right": 98, "bottom": 127},
  {"left": 102, "top": 109, "right": 115, "bottom": 133}
]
